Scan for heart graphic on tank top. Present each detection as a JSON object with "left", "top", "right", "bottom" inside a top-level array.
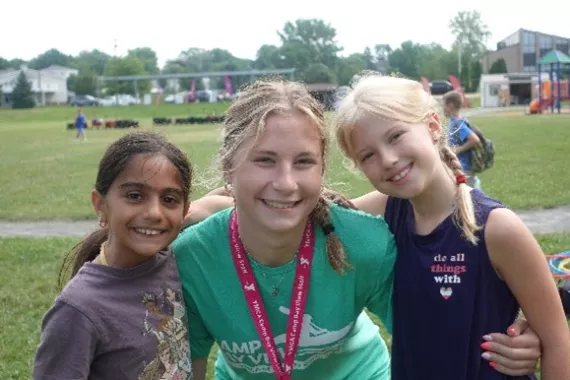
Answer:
[{"left": 440, "top": 287, "right": 453, "bottom": 300}]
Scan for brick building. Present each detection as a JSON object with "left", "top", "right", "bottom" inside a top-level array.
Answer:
[{"left": 482, "top": 29, "right": 570, "bottom": 74}]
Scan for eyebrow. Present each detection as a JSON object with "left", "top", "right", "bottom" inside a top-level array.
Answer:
[
  {"left": 118, "top": 182, "right": 184, "bottom": 196},
  {"left": 252, "top": 150, "right": 318, "bottom": 157}
]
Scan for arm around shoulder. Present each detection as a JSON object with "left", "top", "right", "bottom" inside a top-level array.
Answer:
[
  {"left": 184, "top": 195, "right": 233, "bottom": 228},
  {"left": 33, "top": 299, "right": 98, "bottom": 380},
  {"left": 351, "top": 191, "right": 388, "bottom": 217},
  {"left": 486, "top": 208, "right": 570, "bottom": 380}
]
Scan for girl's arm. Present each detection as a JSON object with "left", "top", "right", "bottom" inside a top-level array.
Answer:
[
  {"left": 184, "top": 195, "right": 233, "bottom": 227},
  {"left": 351, "top": 191, "right": 389, "bottom": 217},
  {"left": 33, "top": 300, "right": 97, "bottom": 379},
  {"left": 486, "top": 208, "right": 570, "bottom": 380}
]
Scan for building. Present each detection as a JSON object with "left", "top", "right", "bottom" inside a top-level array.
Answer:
[
  {"left": 481, "top": 29, "right": 570, "bottom": 74},
  {"left": 0, "top": 64, "right": 78, "bottom": 106},
  {"left": 479, "top": 72, "right": 551, "bottom": 108}
]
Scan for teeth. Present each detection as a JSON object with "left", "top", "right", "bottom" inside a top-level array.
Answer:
[
  {"left": 391, "top": 167, "right": 410, "bottom": 181},
  {"left": 134, "top": 228, "right": 162, "bottom": 236},
  {"left": 263, "top": 200, "right": 297, "bottom": 209}
]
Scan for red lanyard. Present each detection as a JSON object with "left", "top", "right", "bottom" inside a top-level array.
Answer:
[{"left": 229, "top": 210, "right": 315, "bottom": 380}]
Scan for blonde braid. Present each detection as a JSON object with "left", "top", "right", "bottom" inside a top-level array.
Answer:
[
  {"left": 310, "top": 195, "right": 351, "bottom": 274},
  {"left": 440, "top": 146, "right": 480, "bottom": 244}
]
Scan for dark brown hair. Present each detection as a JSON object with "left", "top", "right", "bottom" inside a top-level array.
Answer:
[{"left": 58, "top": 131, "right": 193, "bottom": 288}]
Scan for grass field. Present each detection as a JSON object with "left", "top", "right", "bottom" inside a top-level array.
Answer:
[
  {"left": 1, "top": 103, "right": 569, "bottom": 379},
  {"left": 1, "top": 234, "right": 569, "bottom": 380},
  {"left": 0, "top": 106, "right": 569, "bottom": 221}
]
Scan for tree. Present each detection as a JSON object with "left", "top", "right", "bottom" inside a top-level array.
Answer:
[
  {"left": 363, "top": 44, "right": 392, "bottom": 73},
  {"left": 277, "top": 19, "right": 342, "bottom": 78},
  {"left": 0, "top": 57, "right": 10, "bottom": 70},
  {"left": 388, "top": 41, "right": 424, "bottom": 79},
  {"left": 75, "top": 50, "right": 111, "bottom": 76},
  {"left": 28, "top": 49, "right": 75, "bottom": 70},
  {"left": 489, "top": 58, "right": 508, "bottom": 74},
  {"left": 165, "top": 47, "right": 253, "bottom": 91},
  {"left": 336, "top": 54, "right": 367, "bottom": 85},
  {"left": 11, "top": 71, "right": 35, "bottom": 109},
  {"left": 449, "top": 11, "right": 490, "bottom": 57},
  {"left": 254, "top": 44, "right": 284, "bottom": 69},
  {"left": 103, "top": 56, "right": 150, "bottom": 96},
  {"left": 304, "top": 63, "right": 336, "bottom": 83},
  {"left": 418, "top": 43, "right": 458, "bottom": 80},
  {"left": 67, "top": 70, "right": 98, "bottom": 95},
  {"left": 127, "top": 47, "right": 159, "bottom": 74},
  {"left": 449, "top": 10, "right": 491, "bottom": 89}
]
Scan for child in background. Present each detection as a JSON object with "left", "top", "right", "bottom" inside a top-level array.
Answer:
[
  {"left": 443, "top": 91, "right": 482, "bottom": 189},
  {"left": 33, "top": 131, "right": 194, "bottom": 380}
]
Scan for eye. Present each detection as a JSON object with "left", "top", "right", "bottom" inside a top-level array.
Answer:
[
  {"left": 295, "top": 157, "right": 317, "bottom": 166},
  {"left": 253, "top": 156, "right": 275, "bottom": 165},
  {"left": 126, "top": 192, "right": 143, "bottom": 201},
  {"left": 359, "top": 152, "right": 374, "bottom": 163},
  {"left": 163, "top": 195, "right": 182, "bottom": 205},
  {"left": 389, "top": 131, "right": 404, "bottom": 143}
]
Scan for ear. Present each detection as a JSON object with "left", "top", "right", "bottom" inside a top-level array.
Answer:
[
  {"left": 427, "top": 113, "right": 443, "bottom": 141},
  {"left": 91, "top": 189, "right": 107, "bottom": 221}
]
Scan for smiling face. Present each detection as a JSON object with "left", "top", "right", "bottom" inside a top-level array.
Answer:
[
  {"left": 349, "top": 115, "right": 443, "bottom": 199},
  {"left": 228, "top": 110, "right": 323, "bottom": 234},
  {"left": 92, "top": 153, "right": 189, "bottom": 266}
]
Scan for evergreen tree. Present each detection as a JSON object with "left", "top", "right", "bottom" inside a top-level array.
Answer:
[{"left": 12, "top": 71, "right": 35, "bottom": 109}]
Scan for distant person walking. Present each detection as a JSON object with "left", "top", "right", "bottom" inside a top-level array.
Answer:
[{"left": 75, "top": 109, "right": 87, "bottom": 142}]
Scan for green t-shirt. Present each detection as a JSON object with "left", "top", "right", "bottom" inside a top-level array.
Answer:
[{"left": 173, "top": 204, "right": 396, "bottom": 379}]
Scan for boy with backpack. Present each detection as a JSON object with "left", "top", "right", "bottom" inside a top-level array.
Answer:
[{"left": 443, "top": 91, "right": 495, "bottom": 190}]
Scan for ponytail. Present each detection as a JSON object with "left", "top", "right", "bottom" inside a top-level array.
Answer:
[
  {"left": 58, "top": 228, "right": 108, "bottom": 290},
  {"left": 439, "top": 146, "right": 480, "bottom": 244},
  {"left": 310, "top": 195, "right": 351, "bottom": 274}
]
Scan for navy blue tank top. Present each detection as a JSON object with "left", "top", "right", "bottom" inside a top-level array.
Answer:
[{"left": 385, "top": 190, "right": 536, "bottom": 380}]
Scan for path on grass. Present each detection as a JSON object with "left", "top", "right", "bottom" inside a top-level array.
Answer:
[{"left": 1, "top": 204, "right": 570, "bottom": 237}]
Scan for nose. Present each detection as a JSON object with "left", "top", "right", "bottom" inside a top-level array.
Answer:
[
  {"left": 380, "top": 146, "right": 398, "bottom": 169},
  {"left": 144, "top": 196, "right": 164, "bottom": 221},
  {"left": 272, "top": 163, "right": 298, "bottom": 193}
]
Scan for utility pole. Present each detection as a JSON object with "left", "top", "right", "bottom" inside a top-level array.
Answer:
[{"left": 114, "top": 39, "right": 118, "bottom": 106}]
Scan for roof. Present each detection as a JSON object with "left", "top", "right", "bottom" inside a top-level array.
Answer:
[{"left": 538, "top": 50, "right": 570, "bottom": 65}]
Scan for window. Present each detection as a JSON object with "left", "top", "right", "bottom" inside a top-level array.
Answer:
[
  {"left": 539, "top": 35, "right": 553, "bottom": 49},
  {"left": 556, "top": 42, "right": 569, "bottom": 54},
  {"left": 523, "top": 31, "right": 536, "bottom": 53},
  {"left": 523, "top": 53, "right": 537, "bottom": 67},
  {"left": 523, "top": 31, "right": 536, "bottom": 45},
  {"left": 489, "top": 84, "right": 499, "bottom": 95}
]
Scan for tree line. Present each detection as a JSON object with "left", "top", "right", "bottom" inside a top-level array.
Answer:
[{"left": 1, "top": 10, "right": 509, "bottom": 99}]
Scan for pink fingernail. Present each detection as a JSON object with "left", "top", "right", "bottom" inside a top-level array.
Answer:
[{"left": 482, "top": 335, "right": 492, "bottom": 341}]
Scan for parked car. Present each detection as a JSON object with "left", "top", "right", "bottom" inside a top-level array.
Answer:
[
  {"left": 429, "top": 80, "right": 454, "bottom": 95},
  {"left": 70, "top": 95, "right": 101, "bottom": 106}
]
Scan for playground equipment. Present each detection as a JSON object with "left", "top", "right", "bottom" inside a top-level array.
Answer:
[
  {"left": 547, "top": 251, "right": 570, "bottom": 279},
  {"left": 529, "top": 50, "right": 570, "bottom": 114}
]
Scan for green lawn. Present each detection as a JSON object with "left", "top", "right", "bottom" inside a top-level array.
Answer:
[
  {"left": 0, "top": 107, "right": 569, "bottom": 221},
  {"left": 1, "top": 235, "right": 568, "bottom": 380},
  {"left": 0, "top": 103, "right": 229, "bottom": 124}
]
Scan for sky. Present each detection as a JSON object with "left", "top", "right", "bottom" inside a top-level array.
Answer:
[{"left": 3, "top": 0, "right": 569, "bottom": 68}]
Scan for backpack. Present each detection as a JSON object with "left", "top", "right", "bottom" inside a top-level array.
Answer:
[{"left": 464, "top": 120, "right": 495, "bottom": 174}]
